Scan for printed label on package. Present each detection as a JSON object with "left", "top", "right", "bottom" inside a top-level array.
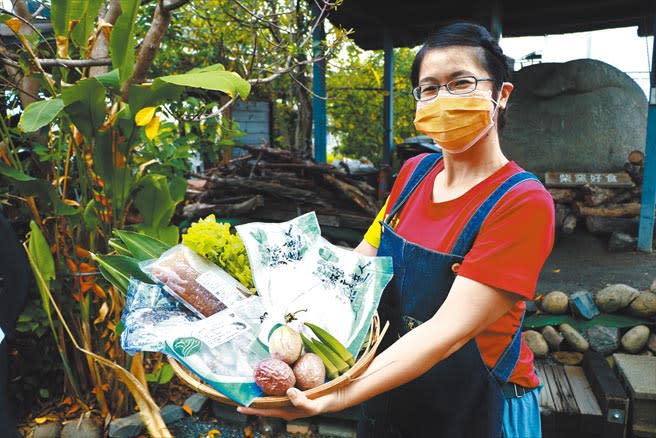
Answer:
[
  {"left": 193, "top": 310, "right": 250, "bottom": 349},
  {"left": 196, "top": 270, "right": 244, "bottom": 307}
]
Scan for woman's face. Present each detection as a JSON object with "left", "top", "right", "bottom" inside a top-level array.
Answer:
[{"left": 416, "top": 46, "right": 510, "bottom": 111}]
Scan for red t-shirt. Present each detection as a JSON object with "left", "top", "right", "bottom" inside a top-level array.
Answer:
[{"left": 377, "top": 153, "right": 555, "bottom": 388}]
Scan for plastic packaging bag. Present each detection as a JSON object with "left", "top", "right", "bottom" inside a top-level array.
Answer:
[
  {"left": 140, "top": 244, "right": 252, "bottom": 318},
  {"left": 164, "top": 295, "right": 270, "bottom": 406},
  {"left": 120, "top": 279, "right": 198, "bottom": 355},
  {"left": 236, "top": 212, "right": 393, "bottom": 357}
]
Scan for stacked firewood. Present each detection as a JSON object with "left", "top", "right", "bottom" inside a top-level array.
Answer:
[
  {"left": 182, "top": 145, "right": 381, "bottom": 235},
  {"left": 548, "top": 150, "right": 644, "bottom": 239}
]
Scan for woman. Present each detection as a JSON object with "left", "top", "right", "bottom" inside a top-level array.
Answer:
[{"left": 239, "top": 22, "right": 555, "bottom": 438}]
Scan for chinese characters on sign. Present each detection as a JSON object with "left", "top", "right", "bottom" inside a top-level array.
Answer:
[{"left": 544, "top": 172, "right": 634, "bottom": 188}]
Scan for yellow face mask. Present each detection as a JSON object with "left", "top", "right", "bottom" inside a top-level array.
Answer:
[{"left": 413, "top": 92, "right": 499, "bottom": 154}]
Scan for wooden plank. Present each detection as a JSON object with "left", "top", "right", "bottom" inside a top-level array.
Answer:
[
  {"left": 543, "top": 365, "right": 565, "bottom": 413},
  {"left": 550, "top": 365, "right": 580, "bottom": 415},
  {"left": 545, "top": 171, "right": 635, "bottom": 188},
  {"left": 535, "top": 361, "right": 557, "bottom": 438},
  {"left": 564, "top": 366, "right": 602, "bottom": 416}
]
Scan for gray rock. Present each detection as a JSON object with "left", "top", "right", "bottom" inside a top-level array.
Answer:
[
  {"left": 161, "top": 404, "right": 186, "bottom": 425},
  {"left": 569, "top": 290, "right": 600, "bottom": 319},
  {"left": 595, "top": 284, "right": 640, "bottom": 313},
  {"left": 183, "top": 393, "right": 209, "bottom": 414},
  {"left": 108, "top": 413, "right": 144, "bottom": 438},
  {"left": 523, "top": 330, "right": 549, "bottom": 357},
  {"left": 501, "top": 59, "right": 647, "bottom": 173},
  {"left": 608, "top": 232, "right": 636, "bottom": 252},
  {"left": 559, "top": 323, "right": 590, "bottom": 352},
  {"left": 541, "top": 325, "right": 564, "bottom": 351},
  {"left": 525, "top": 300, "right": 538, "bottom": 313},
  {"left": 211, "top": 401, "right": 249, "bottom": 425},
  {"left": 628, "top": 291, "right": 656, "bottom": 317},
  {"left": 541, "top": 291, "right": 569, "bottom": 314},
  {"left": 61, "top": 417, "right": 101, "bottom": 438},
  {"left": 587, "top": 325, "right": 620, "bottom": 355},
  {"left": 648, "top": 333, "right": 656, "bottom": 353},
  {"left": 621, "top": 325, "right": 651, "bottom": 353},
  {"left": 257, "top": 416, "right": 285, "bottom": 435},
  {"left": 651, "top": 277, "right": 656, "bottom": 293},
  {"left": 33, "top": 421, "right": 62, "bottom": 438}
]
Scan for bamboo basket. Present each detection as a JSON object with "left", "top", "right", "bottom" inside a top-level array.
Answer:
[{"left": 168, "top": 313, "right": 389, "bottom": 408}]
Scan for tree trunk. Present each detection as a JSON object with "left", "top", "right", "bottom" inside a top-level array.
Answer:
[{"left": 89, "top": 0, "right": 122, "bottom": 77}]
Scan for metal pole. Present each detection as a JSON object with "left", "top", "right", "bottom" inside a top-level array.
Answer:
[
  {"left": 379, "top": 29, "right": 394, "bottom": 200},
  {"left": 312, "top": 4, "right": 327, "bottom": 163},
  {"left": 638, "top": 17, "right": 656, "bottom": 252}
]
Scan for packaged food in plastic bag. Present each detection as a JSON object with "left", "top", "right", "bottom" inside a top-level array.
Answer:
[
  {"left": 120, "top": 279, "right": 198, "bottom": 355},
  {"left": 140, "top": 244, "right": 252, "bottom": 318},
  {"left": 236, "top": 212, "right": 393, "bottom": 357},
  {"left": 164, "top": 295, "right": 270, "bottom": 406}
]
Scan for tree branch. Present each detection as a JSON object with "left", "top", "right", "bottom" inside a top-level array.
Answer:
[
  {"left": 121, "top": 2, "right": 173, "bottom": 96},
  {"left": 162, "top": 0, "right": 192, "bottom": 12}
]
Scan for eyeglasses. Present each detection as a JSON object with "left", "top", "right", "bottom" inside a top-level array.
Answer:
[{"left": 412, "top": 76, "right": 494, "bottom": 102}]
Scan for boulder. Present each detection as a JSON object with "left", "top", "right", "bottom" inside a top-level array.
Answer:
[
  {"left": 33, "top": 421, "right": 63, "bottom": 438},
  {"left": 648, "top": 332, "right": 656, "bottom": 354},
  {"left": 523, "top": 330, "right": 549, "bottom": 357},
  {"left": 108, "top": 413, "right": 143, "bottom": 438},
  {"left": 595, "top": 284, "right": 640, "bottom": 313},
  {"left": 628, "top": 291, "right": 656, "bottom": 318},
  {"left": 61, "top": 417, "right": 101, "bottom": 438},
  {"left": 183, "top": 393, "right": 208, "bottom": 414},
  {"left": 621, "top": 325, "right": 651, "bottom": 353},
  {"left": 608, "top": 232, "right": 637, "bottom": 252},
  {"left": 650, "top": 277, "right": 656, "bottom": 293},
  {"left": 559, "top": 323, "right": 589, "bottom": 352},
  {"left": 569, "top": 290, "right": 600, "bottom": 319},
  {"left": 541, "top": 291, "right": 569, "bottom": 314},
  {"left": 587, "top": 325, "right": 620, "bottom": 355},
  {"left": 541, "top": 325, "right": 564, "bottom": 351},
  {"left": 502, "top": 59, "right": 647, "bottom": 173}
]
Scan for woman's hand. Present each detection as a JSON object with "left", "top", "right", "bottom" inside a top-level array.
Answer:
[{"left": 236, "top": 387, "right": 338, "bottom": 421}]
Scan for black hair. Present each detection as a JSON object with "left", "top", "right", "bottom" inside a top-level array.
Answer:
[{"left": 410, "top": 22, "right": 511, "bottom": 130}]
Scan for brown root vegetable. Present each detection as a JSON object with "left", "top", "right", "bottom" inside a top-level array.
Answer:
[
  {"left": 293, "top": 353, "right": 326, "bottom": 390},
  {"left": 254, "top": 358, "right": 296, "bottom": 396}
]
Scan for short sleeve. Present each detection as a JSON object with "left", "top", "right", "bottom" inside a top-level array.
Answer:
[{"left": 457, "top": 183, "right": 555, "bottom": 299}]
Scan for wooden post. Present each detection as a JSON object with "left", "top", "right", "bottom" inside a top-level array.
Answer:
[
  {"left": 638, "top": 12, "right": 656, "bottom": 252},
  {"left": 378, "top": 29, "right": 394, "bottom": 201},
  {"left": 311, "top": 4, "right": 327, "bottom": 163}
]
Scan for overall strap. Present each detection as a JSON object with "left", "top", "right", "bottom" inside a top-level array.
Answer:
[
  {"left": 450, "top": 171, "right": 540, "bottom": 257},
  {"left": 490, "top": 312, "right": 525, "bottom": 383},
  {"left": 385, "top": 153, "right": 443, "bottom": 224}
]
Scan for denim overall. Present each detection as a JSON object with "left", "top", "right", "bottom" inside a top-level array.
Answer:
[{"left": 357, "top": 153, "right": 538, "bottom": 438}]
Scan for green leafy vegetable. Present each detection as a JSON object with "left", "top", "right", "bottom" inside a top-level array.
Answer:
[{"left": 182, "top": 214, "right": 254, "bottom": 291}]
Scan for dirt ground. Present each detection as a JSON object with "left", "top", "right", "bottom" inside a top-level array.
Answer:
[{"left": 536, "top": 227, "right": 656, "bottom": 294}]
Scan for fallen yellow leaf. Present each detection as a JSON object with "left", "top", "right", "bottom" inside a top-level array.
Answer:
[
  {"left": 182, "top": 404, "right": 193, "bottom": 416},
  {"left": 34, "top": 416, "right": 57, "bottom": 425},
  {"left": 552, "top": 268, "right": 561, "bottom": 273},
  {"left": 135, "top": 106, "right": 156, "bottom": 126},
  {"left": 206, "top": 429, "right": 222, "bottom": 438}
]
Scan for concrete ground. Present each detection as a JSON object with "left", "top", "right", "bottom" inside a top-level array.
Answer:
[{"left": 536, "top": 227, "right": 656, "bottom": 294}]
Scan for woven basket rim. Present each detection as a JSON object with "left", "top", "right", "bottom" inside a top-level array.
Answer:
[{"left": 168, "top": 313, "right": 388, "bottom": 408}]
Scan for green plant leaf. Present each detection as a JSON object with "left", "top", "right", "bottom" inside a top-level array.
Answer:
[
  {"left": 110, "top": 0, "right": 140, "bottom": 83},
  {"left": 96, "top": 68, "right": 121, "bottom": 91},
  {"left": 158, "top": 66, "right": 251, "bottom": 99},
  {"left": 93, "top": 253, "right": 153, "bottom": 295},
  {"left": 146, "top": 363, "right": 175, "bottom": 384},
  {"left": 114, "top": 230, "right": 170, "bottom": 261},
  {"left": 61, "top": 78, "right": 106, "bottom": 140},
  {"left": 128, "top": 79, "right": 184, "bottom": 116},
  {"left": 133, "top": 174, "right": 182, "bottom": 245},
  {"left": 18, "top": 98, "right": 65, "bottom": 133},
  {"left": 108, "top": 237, "right": 134, "bottom": 257},
  {"left": 70, "top": 0, "right": 103, "bottom": 54},
  {"left": 0, "top": 163, "right": 80, "bottom": 216}
]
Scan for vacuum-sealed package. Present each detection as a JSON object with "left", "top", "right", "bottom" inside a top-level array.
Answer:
[
  {"left": 140, "top": 244, "right": 252, "bottom": 318},
  {"left": 236, "top": 212, "right": 394, "bottom": 357},
  {"left": 120, "top": 279, "right": 198, "bottom": 355},
  {"left": 164, "top": 295, "right": 270, "bottom": 406}
]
